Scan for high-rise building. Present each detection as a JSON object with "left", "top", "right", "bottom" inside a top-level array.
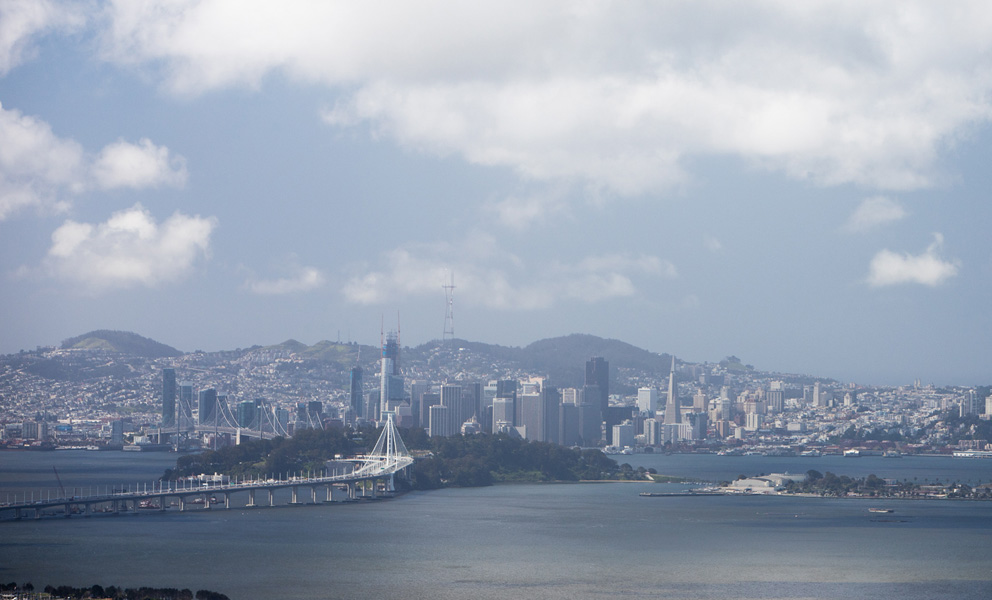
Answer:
[
  {"left": 612, "top": 421, "right": 635, "bottom": 448},
  {"left": 379, "top": 329, "right": 400, "bottom": 418},
  {"left": 198, "top": 388, "right": 217, "bottom": 425},
  {"left": 585, "top": 357, "right": 610, "bottom": 414},
  {"left": 110, "top": 419, "right": 124, "bottom": 446},
  {"left": 420, "top": 392, "right": 440, "bottom": 429},
  {"left": 429, "top": 404, "right": 451, "bottom": 437},
  {"left": 766, "top": 389, "right": 784, "bottom": 413},
  {"left": 637, "top": 387, "right": 658, "bottom": 414},
  {"left": 693, "top": 390, "right": 708, "bottom": 413},
  {"left": 236, "top": 400, "right": 257, "bottom": 428},
  {"left": 664, "top": 356, "right": 680, "bottom": 425},
  {"left": 350, "top": 366, "right": 364, "bottom": 419},
  {"left": 492, "top": 397, "right": 515, "bottom": 434},
  {"left": 179, "top": 383, "right": 194, "bottom": 429},
  {"left": 162, "top": 368, "right": 176, "bottom": 427}
]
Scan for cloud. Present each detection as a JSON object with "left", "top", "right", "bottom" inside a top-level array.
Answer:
[
  {"left": 245, "top": 264, "right": 325, "bottom": 295},
  {"left": 342, "top": 237, "right": 674, "bottom": 310},
  {"left": 844, "top": 196, "right": 907, "bottom": 233},
  {"left": 101, "top": 1, "right": 992, "bottom": 195},
  {"left": 704, "top": 236, "right": 723, "bottom": 253},
  {"left": 0, "top": 0, "right": 85, "bottom": 75},
  {"left": 93, "top": 138, "right": 188, "bottom": 189},
  {"left": 43, "top": 204, "right": 216, "bottom": 292},
  {"left": 486, "top": 188, "right": 568, "bottom": 230},
  {"left": 0, "top": 103, "right": 188, "bottom": 220},
  {"left": 867, "top": 233, "right": 959, "bottom": 287}
]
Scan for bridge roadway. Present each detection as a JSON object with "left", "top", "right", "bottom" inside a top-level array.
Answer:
[{"left": 0, "top": 455, "right": 414, "bottom": 521}]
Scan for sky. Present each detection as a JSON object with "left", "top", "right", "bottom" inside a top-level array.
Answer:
[{"left": 1, "top": 1, "right": 991, "bottom": 386}]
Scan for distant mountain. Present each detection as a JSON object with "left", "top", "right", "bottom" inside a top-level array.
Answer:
[
  {"left": 61, "top": 330, "right": 182, "bottom": 358},
  {"left": 412, "top": 334, "right": 670, "bottom": 391},
  {"left": 519, "top": 334, "right": 671, "bottom": 391}
]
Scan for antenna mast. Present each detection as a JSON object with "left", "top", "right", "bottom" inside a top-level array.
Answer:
[{"left": 442, "top": 270, "right": 455, "bottom": 342}]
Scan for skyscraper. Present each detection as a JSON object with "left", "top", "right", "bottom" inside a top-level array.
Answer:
[
  {"left": 585, "top": 357, "right": 609, "bottom": 414},
  {"left": 198, "top": 388, "right": 217, "bottom": 425},
  {"left": 664, "top": 356, "right": 680, "bottom": 425},
  {"left": 380, "top": 329, "right": 400, "bottom": 418},
  {"left": 350, "top": 366, "right": 364, "bottom": 419},
  {"left": 162, "top": 368, "right": 176, "bottom": 427}
]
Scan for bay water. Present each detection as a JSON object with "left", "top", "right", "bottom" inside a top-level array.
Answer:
[{"left": 1, "top": 450, "right": 990, "bottom": 600}]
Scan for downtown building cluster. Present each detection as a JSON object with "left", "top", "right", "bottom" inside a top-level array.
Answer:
[{"left": 1, "top": 340, "right": 991, "bottom": 455}]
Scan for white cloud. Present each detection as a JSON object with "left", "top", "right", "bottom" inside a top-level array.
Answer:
[
  {"left": 101, "top": 1, "right": 992, "bottom": 200},
  {"left": 0, "top": 103, "right": 188, "bottom": 219},
  {"left": 43, "top": 204, "right": 216, "bottom": 292},
  {"left": 486, "top": 188, "right": 568, "bottom": 230},
  {"left": 844, "top": 196, "right": 907, "bottom": 233},
  {"left": 93, "top": 138, "right": 188, "bottom": 189},
  {"left": 342, "top": 238, "right": 674, "bottom": 310},
  {"left": 0, "top": 0, "right": 85, "bottom": 75},
  {"left": 704, "top": 236, "right": 723, "bottom": 253},
  {"left": 246, "top": 265, "right": 324, "bottom": 295},
  {"left": 867, "top": 233, "right": 959, "bottom": 287}
]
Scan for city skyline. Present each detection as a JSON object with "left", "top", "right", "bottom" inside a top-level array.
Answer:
[{"left": 2, "top": 2, "right": 992, "bottom": 386}]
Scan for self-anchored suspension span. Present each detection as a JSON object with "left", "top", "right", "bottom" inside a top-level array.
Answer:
[{"left": 0, "top": 416, "right": 413, "bottom": 521}]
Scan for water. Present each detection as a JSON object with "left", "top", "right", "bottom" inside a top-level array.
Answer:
[{"left": 2, "top": 451, "right": 991, "bottom": 600}]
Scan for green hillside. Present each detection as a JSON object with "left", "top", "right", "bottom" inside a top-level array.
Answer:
[{"left": 61, "top": 330, "right": 181, "bottom": 358}]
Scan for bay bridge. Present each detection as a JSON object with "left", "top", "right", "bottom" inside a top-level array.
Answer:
[
  {"left": 0, "top": 416, "right": 413, "bottom": 522},
  {"left": 150, "top": 386, "right": 303, "bottom": 447}
]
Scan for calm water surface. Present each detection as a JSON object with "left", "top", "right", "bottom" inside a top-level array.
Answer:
[{"left": 1, "top": 451, "right": 991, "bottom": 600}]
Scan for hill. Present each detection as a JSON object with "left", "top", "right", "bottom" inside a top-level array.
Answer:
[
  {"left": 412, "top": 333, "right": 670, "bottom": 391},
  {"left": 60, "top": 330, "right": 182, "bottom": 358}
]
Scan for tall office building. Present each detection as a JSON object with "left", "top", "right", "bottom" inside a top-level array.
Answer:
[
  {"left": 198, "top": 388, "right": 217, "bottom": 425},
  {"left": 429, "top": 404, "right": 452, "bottom": 437},
  {"left": 664, "top": 356, "right": 680, "bottom": 425},
  {"left": 162, "top": 368, "right": 176, "bottom": 427},
  {"left": 350, "top": 366, "right": 364, "bottom": 419},
  {"left": 637, "top": 387, "right": 658, "bottom": 414},
  {"left": 379, "top": 330, "right": 400, "bottom": 418},
  {"left": 179, "top": 383, "right": 194, "bottom": 429},
  {"left": 585, "top": 357, "right": 610, "bottom": 414}
]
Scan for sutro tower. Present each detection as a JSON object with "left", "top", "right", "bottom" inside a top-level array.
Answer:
[{"left": 442, "top": 271, "right": 455, "bottom": 342}]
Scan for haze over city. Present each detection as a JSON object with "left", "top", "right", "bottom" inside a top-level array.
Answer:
[{"left": 2, "top": 1, "right": 991, "bottom": 386}]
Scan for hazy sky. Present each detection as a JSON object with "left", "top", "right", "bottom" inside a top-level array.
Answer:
[{"left": 2, "top": 1, "right": 991, "bottom": 386}]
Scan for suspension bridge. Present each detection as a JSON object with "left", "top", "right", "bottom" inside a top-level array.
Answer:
[{"left": 0, "top": 415, "right": 414, "bottom": 521}]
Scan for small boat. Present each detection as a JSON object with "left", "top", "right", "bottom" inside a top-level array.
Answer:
[{"left": 868, "top": 508, "right": 893, "bottom": 513}]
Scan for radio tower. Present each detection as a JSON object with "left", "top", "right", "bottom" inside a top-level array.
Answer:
[{"left": 442, "top": 271, "right": 455, "bottom": 343}]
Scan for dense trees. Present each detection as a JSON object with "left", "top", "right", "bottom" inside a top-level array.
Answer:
[{"left": 163, "top": 426, "right": 621, "bottom": 491}]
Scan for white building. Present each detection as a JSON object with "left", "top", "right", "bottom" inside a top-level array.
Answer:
[{"left": 637, "top": 387, "right": 658, "bottom": 414}]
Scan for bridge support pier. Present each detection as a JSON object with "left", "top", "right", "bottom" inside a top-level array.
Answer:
[
  {"left": 204, "top": 494, "right": 211, "bottom": 509},
  {"left": 159, "top": 495, "right": 166, "bottom": 511},
  {"left": 223, "top": 493, "right": 230, "bottom": 509},
  {"left": 267, "top": 489, "right": 274, "bottom": 507},
  {"left": 84, "top": 503, "right": 91, "bottom": 517},
  {"left": 179, "top": 497, "right": 185, "bottom": 512},
  {"left": 291, "top": 486, "right": 300, "bottom": 505},
  {"left": 247, "top": 489, "right": 256, "bottom": 507},
  {"left": 64, "top": 503, "right": 71, "bottom": 518},
  {"left": 324, "top": 485, "right": 333, "bottom": 503}
]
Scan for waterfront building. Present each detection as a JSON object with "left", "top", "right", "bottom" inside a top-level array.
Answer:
[{"left": 613, "top": 420, "right": 635, "bottom": 448}]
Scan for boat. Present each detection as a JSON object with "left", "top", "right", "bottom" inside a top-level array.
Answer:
[{"left": 868, "top": 508, "right": 893, "bottom": 513}]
